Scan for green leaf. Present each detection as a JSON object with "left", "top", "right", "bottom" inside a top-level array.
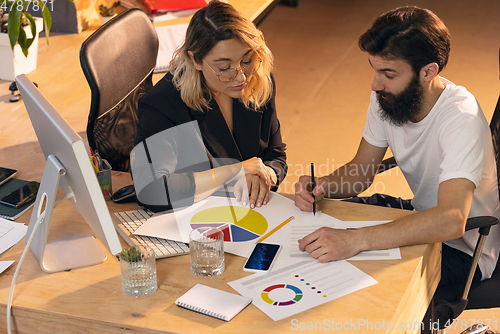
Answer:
[
  {"left": 24, "top": 12, "right": 36, "bottom": 50},
  {"left": 17, "top": 23, "right": 28, "bottom": 57},
  {"left": 42, "top": 3, "right": 52, "bottom": 43},
  {"left": 6, "top": 2, "right": 23, "bottom": 51}
]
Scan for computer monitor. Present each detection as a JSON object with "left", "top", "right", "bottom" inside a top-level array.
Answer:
[{"left": 16, "top": 74, "right": 122, "bottom": 273}]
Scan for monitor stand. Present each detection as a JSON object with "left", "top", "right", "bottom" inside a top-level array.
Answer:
[{"left": 26, "top": 154, "right": 107, "bottom": 273}]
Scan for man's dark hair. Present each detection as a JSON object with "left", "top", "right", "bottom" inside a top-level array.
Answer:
[{"left": 359, "top": 6, "right": 451, "bottom": 75}]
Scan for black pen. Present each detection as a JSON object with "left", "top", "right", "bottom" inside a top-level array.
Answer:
[{"left": 311, "top": 163, "right": 315, "bottom": 216}]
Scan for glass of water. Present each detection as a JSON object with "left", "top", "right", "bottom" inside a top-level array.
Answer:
[
  {"left": 189, "top": 227, "right": 225, "bottom": 277},
  {"left": 118, "top": 245, "right": 157, "bottom": 298}
]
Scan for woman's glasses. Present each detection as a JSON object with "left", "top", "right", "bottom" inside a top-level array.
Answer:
[{"left": 203, "top": 57, "right": 262, "bottom": 82}]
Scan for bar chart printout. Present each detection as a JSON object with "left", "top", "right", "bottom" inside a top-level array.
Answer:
[{"left": 228, "top": 260, "right": 377, "bottom": 321}]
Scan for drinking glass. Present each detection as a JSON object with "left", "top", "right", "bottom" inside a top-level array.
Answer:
[
  {"left": 118, "top": 245, "right": 157, "bottom": 298},
  {"left": 189, "top": 227, "right": 225, "bottom": 277}
]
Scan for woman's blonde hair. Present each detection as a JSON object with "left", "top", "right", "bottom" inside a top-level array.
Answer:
[{"left": 169, "top": 0, "right": 274, "bottom": 111}]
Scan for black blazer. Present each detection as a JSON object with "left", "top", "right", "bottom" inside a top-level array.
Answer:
[{"left": 133, "top": 72, "right": 287, "bottom": 210}]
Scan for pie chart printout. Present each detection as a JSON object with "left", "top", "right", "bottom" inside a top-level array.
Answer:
[
  {"left": 190, "top": 206, "right": 268, "bottom": 242},
  {"left": 261, "top": 284, "right": 303, "bottom": 306}
]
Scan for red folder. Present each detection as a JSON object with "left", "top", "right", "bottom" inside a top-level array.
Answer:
[{"left": 140, "top": 0, "right": 207, "bottom": 14}]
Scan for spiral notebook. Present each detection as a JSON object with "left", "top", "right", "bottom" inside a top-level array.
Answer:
[{"left": 175, "top": 284, "right": 252, "bottom": 321}]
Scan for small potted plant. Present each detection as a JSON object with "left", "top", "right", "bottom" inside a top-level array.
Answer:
[
  {"left": 99, "top": 2, "right": 119, "bottom": 24},
  {"left": 0, "top": 2, "right": 51, "bottom": 80},
  {"left": 3, "top": 1, "right": 51, "bottom": 56},
  {"left": 116, "top": 246, "right": 144, "bottom": 262},
  {"left": 116, "top": 245, "right": 157, "bottom": 298}
]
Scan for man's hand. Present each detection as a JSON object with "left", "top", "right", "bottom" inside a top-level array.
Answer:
[
  {"left": 294, "top": 175, "right": 328, "bottom": 212},
  {"left": 298, "top": 227, "right": 364, "bottom": 262}
]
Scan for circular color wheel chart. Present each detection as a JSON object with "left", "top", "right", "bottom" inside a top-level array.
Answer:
[
  {"left": 190, "top": 206, "right": 268, "bottom": 242},
  {"left": 261, "top": 284, "right": 303, "bottom": 306}
]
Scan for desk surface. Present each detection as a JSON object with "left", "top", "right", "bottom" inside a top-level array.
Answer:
[
  {"left": 0, "top": 1, "right": 439, "bottom": 332},
  {"left": 0, "top": 172, "right": 440, "bottom": 334}
]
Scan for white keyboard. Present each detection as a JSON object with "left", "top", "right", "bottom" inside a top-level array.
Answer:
[{"left": 113, "top": 209, "right": 189, "bottom": 259}]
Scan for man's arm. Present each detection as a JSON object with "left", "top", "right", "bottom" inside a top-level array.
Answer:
[
  {"left": 298, "top": 177, "right": 475, "bottom": 262},
  {"left": 294, "top": 138, "right": 387, "bottom": 211}
]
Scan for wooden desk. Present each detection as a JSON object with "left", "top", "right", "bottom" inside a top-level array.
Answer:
[
  {"left": 0, "top": 171, "right": 440, "bottom": 333},
  {"left": 0, "top": 1, "right": 439, "bottom": 332}
]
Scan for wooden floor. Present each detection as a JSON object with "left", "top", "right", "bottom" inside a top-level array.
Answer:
[{"left": 0, "top": 0, "right": 499, "bottom": 331}]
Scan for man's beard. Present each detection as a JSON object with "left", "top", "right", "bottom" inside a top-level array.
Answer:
[{"left": 376, "top": 75, "right": 423, "bottom": 127}]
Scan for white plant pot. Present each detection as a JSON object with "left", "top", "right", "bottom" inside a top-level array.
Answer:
[{"left": 0, "top": 17, "right": 44, "bottom": 81}]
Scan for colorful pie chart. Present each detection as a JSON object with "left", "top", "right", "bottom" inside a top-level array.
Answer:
[
  {"left": 261, "top": 284, "right": 303, "bottom": 306},
  {"left": 190, "top": 206, "right": 268, "bottom": 242}
]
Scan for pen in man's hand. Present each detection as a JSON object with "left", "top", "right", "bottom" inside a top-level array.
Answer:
[{"left": 311, "top": 163, "right": 315, "bottom": 216}]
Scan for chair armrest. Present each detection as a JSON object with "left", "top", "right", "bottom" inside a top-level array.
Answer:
[
  {"left": 377, "top": 157, "right": 398, "bottom": 174},
  {"left": 465, "top": 216, "right": 499, "bottom": 235},
  {"left": 433, "top": 215, "right": 499, "bottom": 329}
]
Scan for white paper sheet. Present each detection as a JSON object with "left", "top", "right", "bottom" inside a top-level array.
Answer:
[
  {"left": 134, "top": 192, "right": 313, "bottom": 257},
  {"left": 0, "top": 218, "right": 28, "bottom": 255},
  {"left": 228, "top": 260, "right": 378, "bottom": 321},
  {"left": 283, "top": 219, "right": 401, "bottom": 261},
  {"left": 0, "top": 261, "right": 14, "bottom": 274},
  {"left": 134, "top": 194, "right": 401, "bottom": 260},
  {"left": 155, "top": 23, "right": 189, "bottom": 72}
]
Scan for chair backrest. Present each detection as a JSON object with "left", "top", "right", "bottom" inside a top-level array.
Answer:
[
  {"left": 80, "top": 9, "right": 159, "bottom": 172},
  {"left": 490, "top": 48, "right": 500, "bottom": 194},
  {"left": 489, "top": 95, "right": 500, "bottom": 194}
]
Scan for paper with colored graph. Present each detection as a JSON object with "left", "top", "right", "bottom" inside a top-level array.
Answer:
[
  {"left": 228, "top": 260, "right": 377, "bottom": 321},
  {"left": 133, "top": 192, "right": 309, "bottom": 257}
]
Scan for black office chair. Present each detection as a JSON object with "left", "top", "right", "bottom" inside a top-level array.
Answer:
[
  {"left": 377, "top": 52, "right": 500, "bottom": 333},
  {"left": 80, "top": 8, "right": 159, "bottom": 172}
]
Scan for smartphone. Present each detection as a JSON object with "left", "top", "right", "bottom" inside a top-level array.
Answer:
[
  {"left": 0, "top": 167, "right": 17, "bottom": 187},
  {"left": 243, "top": 242, "right": 281, "bottom": 273},
  {"left": 0, "top": 181, "right": 40, "bottom": 208}
]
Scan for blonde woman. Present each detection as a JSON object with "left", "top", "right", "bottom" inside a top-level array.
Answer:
[{"left": 133, "top": 0, "right": 287, "bottom": 212}]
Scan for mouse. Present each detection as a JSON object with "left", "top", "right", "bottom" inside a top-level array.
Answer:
[{"left": 112, "top": 184, "right": 136, "bottom": 203}]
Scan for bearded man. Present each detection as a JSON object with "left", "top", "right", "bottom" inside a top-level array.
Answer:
[{"left": 294, "top": 6, "right": 500, "bottom": 288}]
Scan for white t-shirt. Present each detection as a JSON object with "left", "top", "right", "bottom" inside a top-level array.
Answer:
[{"left": 362, "top": 77, "right": 500, "bottom": 279}]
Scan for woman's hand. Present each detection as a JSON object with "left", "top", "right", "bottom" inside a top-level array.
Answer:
[
  {"left": 241, "top": 157, "right": 274, "bottom": 187},
  {"left": 234, "top": 174, "right": 270, "bottom": 209}
]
